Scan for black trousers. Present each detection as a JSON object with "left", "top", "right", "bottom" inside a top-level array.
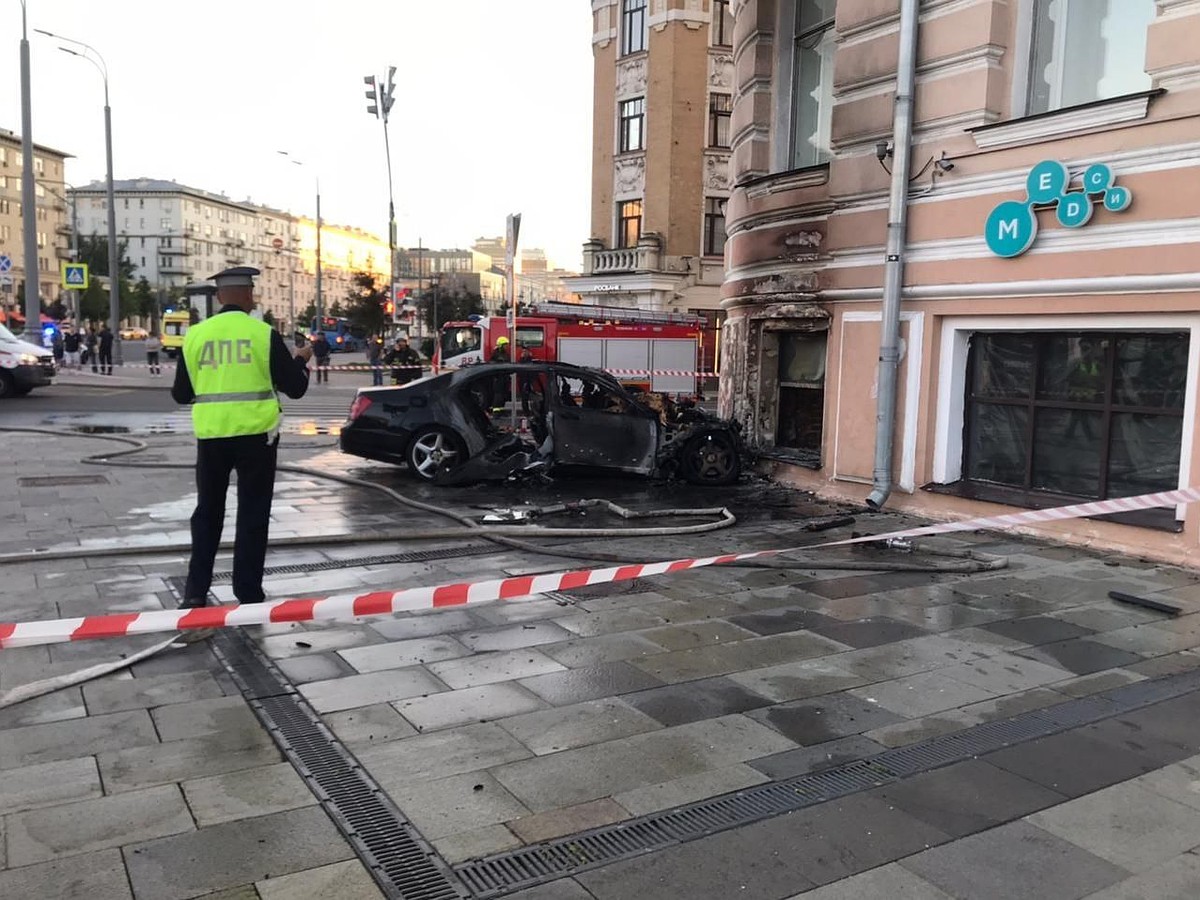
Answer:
[
  {"left": 98, "top": 348, "right": 113, "bottom": 375},
  {"left": 146, "top": 351, "right": 160, "bottom": 375},
  {"left": 184, "top": 433, "right": 279, "bottom": 603}
]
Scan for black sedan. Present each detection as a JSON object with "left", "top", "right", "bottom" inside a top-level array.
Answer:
[{"left": 339, "top": 362, "right": 747, "bottom": 486}]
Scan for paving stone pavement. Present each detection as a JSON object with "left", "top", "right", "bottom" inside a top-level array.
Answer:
[{"left": 4, "top": 430, "right": 1200, "bottom": 897}]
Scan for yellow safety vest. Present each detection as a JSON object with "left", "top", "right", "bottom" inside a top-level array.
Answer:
[{"left": 183, "top": 312, "right": 279, "bottom": 439}]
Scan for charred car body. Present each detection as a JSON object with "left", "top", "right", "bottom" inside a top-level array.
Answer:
[{"left": 339, "top": 362, "right": 748, "bottom": 486}]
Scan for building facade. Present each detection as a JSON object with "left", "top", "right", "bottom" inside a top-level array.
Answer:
[
  {"left": 721, "top": 0, "right": 1200, "bottom": 564},
  {"left": 566, "top": 0, "right": 736, "bottom": 315},
  {"left": 70, "top": 178, "right": 388, "bottom": 332},
  {"left": 0, "top": 129, "right": 71, "bottom": 320}
]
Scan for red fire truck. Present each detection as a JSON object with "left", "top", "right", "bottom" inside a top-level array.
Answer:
[{"left": 435, "top": 302, "right": 715, "bottom": 395}]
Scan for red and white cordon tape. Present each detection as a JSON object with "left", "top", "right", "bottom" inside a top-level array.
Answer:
[{"left": 2, "top": 485, "right": 1196, "bottom": 649}]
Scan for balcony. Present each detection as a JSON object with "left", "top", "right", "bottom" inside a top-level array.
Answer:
[
  {"left": 55, "top": 223, "right": 73, "bottom": 236},
  {"left": 159, "top": 245, "right": 186, "bottom": 255},
  {"left": 160, "top": 263, "right": 191, "bottom": 275},
  {"left": 582, "top": 233, "right": 663, "bottom": 275}
]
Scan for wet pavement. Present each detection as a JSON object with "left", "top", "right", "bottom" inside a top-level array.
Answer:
[{"left": 2, "top": 428, "right": 1200, "bottom": 897}]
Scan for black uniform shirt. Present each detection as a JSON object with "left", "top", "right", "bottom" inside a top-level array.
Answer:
[{"left": 171, "top": 305, "right": 310, "bottom": 406}]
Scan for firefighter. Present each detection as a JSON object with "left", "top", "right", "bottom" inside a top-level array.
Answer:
[
  {"left": 387, "top": 335, "right": 422, "bottom": 385},
  {"left": 171, "top": 267, "right": 312, "bottom": 608},
  {"left": 490, "top": 335, "right": 511, "bottom": 363}
]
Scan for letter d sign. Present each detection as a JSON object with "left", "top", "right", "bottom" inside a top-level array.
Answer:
[{"left": 1056, "top": 192, "right": 1093, "bottom": 228}]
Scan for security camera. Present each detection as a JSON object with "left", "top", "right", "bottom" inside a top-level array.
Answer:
[
  {"left": 875, "top": 141, "right": 893, "bottom": 161},
  {"left": 935, "top": 153, "right": 955, "bottom": 172}
]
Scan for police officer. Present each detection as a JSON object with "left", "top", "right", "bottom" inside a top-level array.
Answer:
[{"left": 171, "top": 266, "right": 313, "bottom": 608}]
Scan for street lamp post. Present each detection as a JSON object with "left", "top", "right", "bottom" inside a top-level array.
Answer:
[
  {"left": 276, "top": 152, "right": 322, "bottom": 329},
  {"left": 19, "top": 1, "right": 39, "bottom": 336},
  {"left": 36, "top": 28, "right": 122, "bottom": 365}
]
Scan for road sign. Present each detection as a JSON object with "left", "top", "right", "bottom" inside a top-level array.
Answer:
[
  {"left": 272, "top": 238, "right": 284, "bottom": 250},
  {"left": 0, "top": 253, "right": 11, "bottom": 273},
  {"left": 61, "top": 262, "right": 89, "bottom": 289}
]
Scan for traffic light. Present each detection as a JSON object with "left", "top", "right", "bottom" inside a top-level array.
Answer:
[
  {"left": 383, "top": 66, "right": 396, "bottom": 116},
  {"left": 364, "top": 75, "right": 379, "bottom": 118}
]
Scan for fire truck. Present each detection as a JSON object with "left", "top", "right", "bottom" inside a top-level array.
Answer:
[{"left": 436, "top": 302, "right": 714, "bottom": 395}]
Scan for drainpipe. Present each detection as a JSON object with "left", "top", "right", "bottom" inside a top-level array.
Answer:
[{"left": 866, "top": 0, "right": 920, "bottom": 511}]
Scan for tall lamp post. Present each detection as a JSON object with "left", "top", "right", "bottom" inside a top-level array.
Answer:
[
  {"left": 363, "top": 67, "right": 397, "bottom": 333},
  {"left": 277, "top": 152, "right": 322, "bottom": 329},
  {"left": 36, "top": 28, "right": 122, "bottom": 365},
  {"left": 18, "top": 1, "right": 40, "bottom": 337}
]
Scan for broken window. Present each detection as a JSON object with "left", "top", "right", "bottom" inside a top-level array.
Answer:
[{"left": 776, "top": 331, "right": 827, "bottom": 464}]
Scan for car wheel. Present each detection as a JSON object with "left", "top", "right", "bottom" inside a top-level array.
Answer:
[
  {"left": 0, "top": 371, "right": 15, "bottom": 399},
  {"left": 407, "top": 427, "right": 466, "bottom": 481},
  {"left": 680, "top": 431, "right": 740, "bottom": 486}
]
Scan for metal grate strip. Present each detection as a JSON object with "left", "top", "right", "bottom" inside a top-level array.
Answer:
[
  {"left": 455, "top": 665, "right": 1200, "bottom": 897},
  {"left": 210, "top": 544, "right": 494, "bottom": 582}
]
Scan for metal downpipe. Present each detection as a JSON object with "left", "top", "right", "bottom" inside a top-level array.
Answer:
[{"left": 866, "top": 0, "right": 920, "bottom": 511}]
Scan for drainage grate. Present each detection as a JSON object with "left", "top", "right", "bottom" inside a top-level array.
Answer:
[
  {"left": 210, "top": 544, "right": 495, "bottom": 582},
  {"left": 455, "top": 665, "right": 1200, "bottom": 897},
  {"left": 166, "top": 578, "right": 469, "bottom": 900},
  {"left": 557, "top": 578, "right": 658, "bottom": 599},
  {"left": 19, "top": 474, "right": 109, "bottom": 487},
  {"left": 210, "top": 628, "right": 470, "bottom": 900}
]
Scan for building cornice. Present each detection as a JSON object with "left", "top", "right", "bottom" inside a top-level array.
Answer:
[{"left": 968, "top": 91, "right": 1162, "bottom": 152}]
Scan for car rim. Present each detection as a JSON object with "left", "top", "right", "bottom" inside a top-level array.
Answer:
[
  {"left": 413, "top": 432, "right": 459, "bottom": 477},
  {"left": 692, "top": 436, "right": 734, "bottom": 480}
]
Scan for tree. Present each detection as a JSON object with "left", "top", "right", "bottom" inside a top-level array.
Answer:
[
  {"left": 423, "top": 286, "right": 484, "bottom": 333},
  {"left": 299, "top": 302, "right": 317, "bottom": 326},
  {"left": 80, "top": 279, "right": 108, "bottom": 324},
  {"left": 329, "top": 299, "right": 344, "bottom": 318},
  {"left": 345, "top": 271, "right": 387, "bottom": 337},
  {"left": 77, "top": 233, "right": 136, "bottom": 318},
  {"left": 130, "top": 277, "right": 156, "bottom": 320}
]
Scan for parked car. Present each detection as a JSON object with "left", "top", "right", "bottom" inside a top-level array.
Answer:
[
  {"left": 338, "top": 362, "right": 748, "bottom": 486},
  {"left": 119, "top": 326, "right": 149, "bottom": 340}
]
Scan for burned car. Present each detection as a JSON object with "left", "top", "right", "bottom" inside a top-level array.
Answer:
[{"left": 338, "top": 362, "right": 748, "bottom": 486}]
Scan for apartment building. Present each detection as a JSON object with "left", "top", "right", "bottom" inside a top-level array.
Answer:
[
  {"left": 565, "top": 0, "right": 736, "bottom": 316},
  {"left": 0, "top": 128, "right": 71, "bottom": 319},
  {"left": 70, "top": 178, "right": 388, "bottom": 332},
  {"left": 720, "top": 0, "right": 1200, "bottom": 564}
]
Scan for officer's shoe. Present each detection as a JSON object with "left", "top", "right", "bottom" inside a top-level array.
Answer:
[{"left": 178, "top": 596, "right": 208, "bottom": 609}]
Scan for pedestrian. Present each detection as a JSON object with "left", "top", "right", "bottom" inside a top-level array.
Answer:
[
  {"left": 62, "top": 327, "right": 81, "bottom": 369},
  {"left": 84, "top": 326, "right": 98, "bottom": 371},
  {"left": 366, "top": 334, "right": 384, "bottom": 386},
  {"left": 518, "top": 344, "right": 535, "bottom": 414},
  {"left": 145, "top": 330, "right": 163, "bottom": 376},
  {"left": 171, "top": 266, "right": 312, "bottom": 608},
  {"left": 386, "top": 335, "right": 421, "bottom": 385},
  {"left": 312, "top": 332, "right": 331, "bottom": 384},
  {"left": 98, "top": 324, "right": 114, "bottom": 375},
  {"left": 51, "top": 329, "right": 64, "bottom": 368}
]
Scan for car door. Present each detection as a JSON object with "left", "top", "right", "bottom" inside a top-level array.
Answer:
[{"left": 549, "top": 370, "right": 658, "bottom": 473}]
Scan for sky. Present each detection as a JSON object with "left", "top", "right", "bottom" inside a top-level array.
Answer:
[{"left": 3, "top": 0, "right": 595, "bottom": 271}]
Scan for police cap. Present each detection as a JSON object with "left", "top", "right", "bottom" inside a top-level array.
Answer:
[{"left": 210, "top": 266, "right": 261, "bottom": 289}]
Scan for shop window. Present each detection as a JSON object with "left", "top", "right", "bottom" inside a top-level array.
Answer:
[
  {"left": 964, "top": 331, "right": 1187, "bottom": 517},
  {"left": 1026, "top": 0, "right": 1155, "bottom": 115},
  {"left": 617, "top": 199, "right": 642, "bottom": 249},
  {"left": 776, "top": 331, "right": 827, "bottom": 465},
  {"left": 791, "top": 0, "right": 837, "bottom": 168}
]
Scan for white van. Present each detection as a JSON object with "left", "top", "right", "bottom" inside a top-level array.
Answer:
[{"left": 0, "top": 322, "right": 55, "bottom": 398}]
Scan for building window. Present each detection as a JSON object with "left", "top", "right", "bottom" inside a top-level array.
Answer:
[
  {"left": 703, "top": 197, "right": 726, "bottom": 257},
  {"left": 713, "top": 0, "right": 734, "bottom": 47},
  {"left": 0, "top": 200, "right": 7, "bottom": 215},
  {"left": 1027, "top": 0, "right": 1154, "bottom": 115},
  {"left": 618, "top": 98, "right": 645, "bottom": 152},
  {"left": 776, "top": 331, "right": 827, "bottom": 463},
  {"left": 36, "top": 232, "right": 46, "bottom": 248},
  {"left": 33, "top": 156, "right": 44, "bottom": 175},
  {"left": 791, "top": 0, "right": 837, "bottom": 169},
  {"left": 965, "top": 331, "right": 1188, "bottom": 505},
  {"left": 617, "top": 199, "right": 642, "bottom": 248},
  {"left": 709, "top": 93, "right": 732, "bottom": 148},
  {"left": 0, "top": 148, "right": 6, "bottom": 165},
  {"left": 34, "top": 183, "right": 45, "bottom": 199},
  {"left": 621, "top": 0, "right": 647, "bottom": 55}
]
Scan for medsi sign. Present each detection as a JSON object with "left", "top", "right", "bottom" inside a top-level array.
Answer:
[{"left": 984, "top": 160, "right": 1132, "bottom": 258}]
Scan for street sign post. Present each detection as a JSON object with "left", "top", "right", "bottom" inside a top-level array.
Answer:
[
  {"left": 0, "top": 253, "right": 12, "bottom": 274},
  {"left": 61, "top": 262, "right": 89, "bottom": 290}
]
